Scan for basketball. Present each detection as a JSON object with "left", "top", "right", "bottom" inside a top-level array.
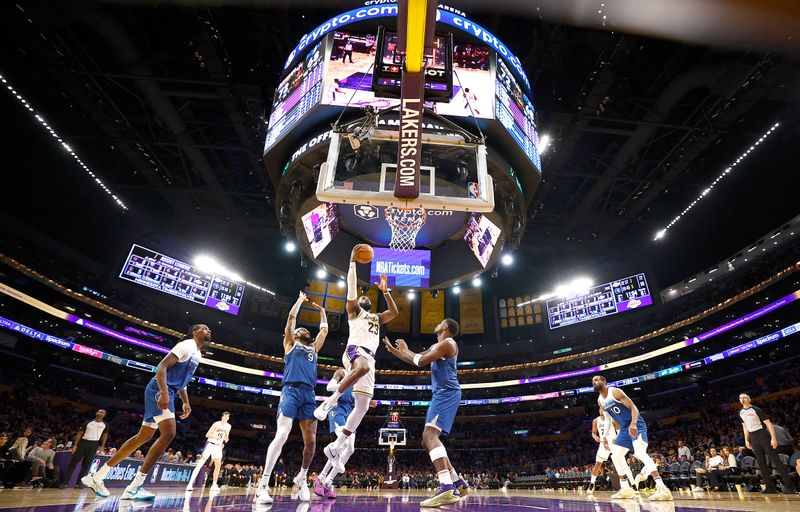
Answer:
[{"left": 353, "top": 243, "right": 374, "bottom": 264}]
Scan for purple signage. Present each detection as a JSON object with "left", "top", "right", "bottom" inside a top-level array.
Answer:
[{"left": 370, "top": 247, "right": 431, "bottom": 288}]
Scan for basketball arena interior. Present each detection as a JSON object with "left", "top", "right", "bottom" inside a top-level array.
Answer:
[{"left": 1, "top": 0, "right": 800, "bottom": 511}]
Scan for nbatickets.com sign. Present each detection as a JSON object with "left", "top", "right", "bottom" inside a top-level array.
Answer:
[{"left": 88, "top": 457, "right": 192, "bottom": 485}]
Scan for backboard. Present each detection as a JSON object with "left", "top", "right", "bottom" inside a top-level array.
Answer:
[
  {"left": 316, "top": 126, "right": 494, "bottom": 212},
  {"left": 378, "top": 427, "right": 407, "bottom": 446}
]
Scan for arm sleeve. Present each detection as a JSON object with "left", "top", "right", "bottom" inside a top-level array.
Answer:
[{"left": 347, "top": 262, "right": 357, "bottom": 301}]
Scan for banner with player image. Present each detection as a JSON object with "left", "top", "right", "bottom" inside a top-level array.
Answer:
[
  {"left": 464, "top": 213, "right": 502, "bottom": 268},
  {"left": 420, "top": 291, "right": 445, "bottom": 333},
  {"left": 459, "top": 288, "right": 484, "bottom": 334},
  {"left": 301, "top": 203, "right": 340, "bottom": 258},
  {"left": 321, "top": 32, "right": 494, "bottom": 119},
  {"left": 386, "top": 291, "right": 411, "bottom": 333}
]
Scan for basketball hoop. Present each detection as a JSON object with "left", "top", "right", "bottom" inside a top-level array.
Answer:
[{"left": 385, "top": 206, "right": 427, "bottom": 251}]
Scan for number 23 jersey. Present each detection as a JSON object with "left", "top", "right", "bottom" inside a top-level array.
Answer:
[{"left": 348, "top": 308, "right": 381, "bottom": 354}]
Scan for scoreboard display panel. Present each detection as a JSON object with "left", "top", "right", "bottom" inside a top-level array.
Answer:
[
  {"left": 119, "top": 244, "right": 245, "bottom": 316},
  {"left": 547, "top": 273, "right": 653, "bottom": 329}
]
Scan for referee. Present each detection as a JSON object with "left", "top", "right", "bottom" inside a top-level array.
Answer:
[
  {"left": 64, "top": 409, "right": 108, "bottom": 488},
  {"left": 738, "top": 393, "right": 796, "bottom": 494}
]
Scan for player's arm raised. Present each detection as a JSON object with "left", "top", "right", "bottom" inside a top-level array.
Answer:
[
  {"left": 346, "top": 246, "right": 361, "bottom": 319},
  {"left": 310, "top": 301, "right": 329, "bottom": 353},
  {"left": 284, "top": 291, "right": 307, "bottom": 353},
  {"left": 611, "top": 387, "right": 639, "bottom": 436},
  {"left": 383, "top": 337, "right": 454, "bottom": 366},
  {"left": 377, "top": 273, "right": 398, "bottom": 325}
]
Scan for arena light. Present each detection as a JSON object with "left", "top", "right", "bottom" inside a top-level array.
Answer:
[
  {"left": 316, "top": 268, "right": 328, "bottom": 279},
  {"left": 0, "top": 72, "right": 128, "bottom": 210},
  {"left": 407, "top": 290, "right": 416, "bottom": 300},
  {"left": 194, "top": 254, "right": 275, "bottom": 295},
  {"left": 285, "top": 241, "right": 296, "bottom": 252},
  {"left": 654, "top": 122, "right": 780, "bottom": 241},
  {"left": 337, "top": 279, "right": 346, "bottom": 288},
  {"left": 539, "top": 133, "right": 551, "bottom": 155},
  {"left": 452, "top": 285, "right": 461, "bottom": 295},
  {"left": 501, "top": 253, "right": 514, "bottom": 266},
  {"left": 472, "top": 277, "right": 482, "bottom": 287}
]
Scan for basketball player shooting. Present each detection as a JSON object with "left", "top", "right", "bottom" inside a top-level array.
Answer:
[
  {"left": 383, "top": 318, "right": 469, "bottom": 507},
  {"left": 186, "top": 411, "right": 231, "bottom": 492},
  {"left": 592, "top": 375, "right": 673, "bottom": 501},
  {"left": 82, "top": 324, "right": 208, "bottom": 500},
  {"left": 314, "top": 244, "right": 398, "bottom": 465}
]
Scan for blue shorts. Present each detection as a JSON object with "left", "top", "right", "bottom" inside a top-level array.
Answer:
[
  {"left": 425, "top": 389, "right": 461, "bottom": 436},
  {"left": 143, "top": 379, "right": 176, "bottom": 427},
  {"left": 278, "top": 385, "right": 317, "bottom": 421},
  {"left": 614, "top": 417, "right": 648, "bottom": 451},
  {"left": 328, "top": 405, "right": 353, "bottom": 433}
]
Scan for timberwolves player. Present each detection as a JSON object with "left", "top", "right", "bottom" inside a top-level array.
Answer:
[
  {"left": 254, "top": 292, "right": 328, "bottom": 505},
  {"left": 82, "top": 324, "right": 208, "bottom": 500},
  {"left": 592, "top": 375, "right": 673, "bottom": 501},
  {"left": 589, "top": 408, "right": 629, "bottom": 493},
  {"left": 314, "top": 246, "right": 398, "bottom": 462},
  {"left": 384, "top": 318, "right": 469, "bottom": 507},
  {"left": 186, "top": 411, "right": 231, "bottom": 491},
  {"left": 313, "top": 368, "right": 355, "bottom": 498}
]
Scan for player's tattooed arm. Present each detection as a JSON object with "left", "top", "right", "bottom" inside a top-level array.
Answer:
[{"left": 377, "top": 273, "right": 399, "bottom": 324}]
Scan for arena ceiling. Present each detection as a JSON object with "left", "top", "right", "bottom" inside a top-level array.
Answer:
[{"left": 2, "top": 0, "right": 799, "bottom": 293}]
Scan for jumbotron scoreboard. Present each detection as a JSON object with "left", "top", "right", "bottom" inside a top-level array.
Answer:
[{"left": 547, "top": 273, "right": 653, "bottom": 329}]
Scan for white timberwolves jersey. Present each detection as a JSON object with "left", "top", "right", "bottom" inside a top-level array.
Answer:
[
  {"left": 597, "top": 416, "right": 617, "bottom": 439},
  {"left": 348, "top": 308, "right": 381, "bottom": 353},
  {"left": 209, "top": 421, "right": 231, "bottom": 444}
]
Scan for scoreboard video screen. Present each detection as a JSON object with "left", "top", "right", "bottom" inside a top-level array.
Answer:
[
  {"left": 119, "top": 244, "right": 245, "bottom": 316},
  {"left": 547, "top": 273, "right": 653, "bottom": 329},
  {"left": 495, "top": 59, "right": 541, "bottom": 171}
]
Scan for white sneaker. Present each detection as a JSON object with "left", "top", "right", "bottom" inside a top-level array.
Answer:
[
  {"left": 254, "top": 476, "right": 273, "bottom": 505},
  {"left": 294, "top": 475, "right": 310, "bottom": 502},
  {"left": 80, "top": 473, "right": 110, "bottom": 498},
  {"left": 323, "top": 441, "right": 343, "bottom": 461},
  {"left": 210, "top": 484, "right": 221, "bottom": 492},
  {"left": 121, "top": 486, "right": 156, "bottom": 501},
  {"left": 611, "top": 487, "right": 637, "bottom": 499},
  {"left": 649, "top": 487, "right": 673, "bottom": 501},
  {"left": 692, "top": 486, "right": 705, "bottom": 493},
  {"left": 313, "top": 397, "right": 338, "bottom": 421}
]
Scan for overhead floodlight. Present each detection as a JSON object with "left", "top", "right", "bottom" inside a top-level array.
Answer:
[
  {"left": 501, "top": 254, "right": 514, "bottom": 266},
  {"left": 539, "top": 134, "right": 551, "bottom": 155},
  {"left": 407, "top": 290, "right": 416, "bottom": 300},
  {"left": 316, "top": 268, "right": 327, "bottom": 279},
  {"left": 337, "top": 279, "right": 345, "bottom": 288},
  {"left": 285, "top": 241, "right": 296, "bottom": 252},
  {"left": 472, "top": 277, "right": 482, "bottom": 287},
  {"left": 453, "top": 286, "right": 461, "bottom": 295}
]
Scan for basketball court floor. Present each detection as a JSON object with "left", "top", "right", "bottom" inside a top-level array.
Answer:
[{"left": 0, "top": 488, "right": 797, "bottom": 512}]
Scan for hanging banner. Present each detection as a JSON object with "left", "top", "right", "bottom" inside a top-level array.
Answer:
[
  {"left": 421, "top": 292, "right": 445, "bottom": 333},
  {"left": 459, "top": 288, "right": 484, "bottom": 334},
  {"left": 387, "top": 292, "right": 411, "bottom": 333}
]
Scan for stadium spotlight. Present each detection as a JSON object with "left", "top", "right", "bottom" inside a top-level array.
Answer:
[
  {"left": 407, "top": 290, "right": 416, "bottom": 300},
  {"left": 472, "top": 277, "right": 482, "bottom": 287},
  {"left": 285, "top": 240, "right": 296, "bottom": 252},
  {"left": 316, "top": 268, "right": 327, "bottom": 279},
  {"left": 337, "top": 279, "right": 346, "bottom": 288},
  {"left": 452, "top": 286, "right": 461, "bottom": 295},
  {"left": 501, "top": 253, "right": 514, "bottom": 266},
  {"left": 539, "top": 134, "right": 551, "bottom": 155}
]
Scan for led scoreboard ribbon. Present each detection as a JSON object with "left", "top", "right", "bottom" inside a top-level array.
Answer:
[
  {"left": 1, "top": 280, "right": 798, "bottom": 392},
  {"left": 1, "top": 313, "right": 797, "bottom": 407}
]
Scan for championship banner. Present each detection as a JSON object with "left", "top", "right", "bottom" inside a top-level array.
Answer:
[
  {"left": 459, "top": 288, "right": 484, "bottom": 334},
  {"left": 387, "top": 292, "right": 411, "bottom": 333},
  {"left": 421, "top": 291, "right": 445, "bottom": 333}
]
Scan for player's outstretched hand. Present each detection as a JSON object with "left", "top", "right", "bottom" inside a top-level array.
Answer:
[
  {"left": 308, "top": 300, "right": 323, "bottom": 311},
  {"left": 298, "top": 291, "right": 307, "bottom": 302},
  {"left": 382, "top": 336, "right": 396, "bottom": 353},
  {"left": 350, "top": 245, "right": 360, "bottom": 262},
  {"left": 180, "top": 401, "right": 192, "bottom": 420},
  {"left": 377, "top": 272, "right": 388, "bottom": 292}
]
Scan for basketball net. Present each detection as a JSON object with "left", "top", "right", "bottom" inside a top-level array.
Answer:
[{"left": 385, "top": 207, "right": 427, "bottom": 251}]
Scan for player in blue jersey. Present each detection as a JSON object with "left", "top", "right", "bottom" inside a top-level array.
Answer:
[
  {"left": 82, "top": 324, "right": 209, "bottom": 500},
  {"left": 313, "top": 367, "right": 355, "bottom": 498},
  {"left": 254, "top": 292, "right": 328, "bottom": 506},
  {"left": 592, "top": 375, "right": 673, "bottom": 501},
  {"left": 384, "top": 318, "right": 469, "bottom": 508}
]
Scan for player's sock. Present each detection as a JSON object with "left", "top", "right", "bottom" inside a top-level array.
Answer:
[
  {"left": 620, "top": 477, "right": 631, "bottom": 489},
  {"left": 449, "top": 469, "right": 461, "bottom": 483},
  {"left": 296, "top": 467, "right": 308, "bottom": 480},
  {"left": 654, "top": 476, "right": 667, "bottom": 490},
  {"left": 94, "top": 463, "right": 112, "bottom": 480},
  {"left": 319, "top": 459, "right": 334, "bottom": 480},
  {"left": 437, "top": 470, "right": 453, "bottom": 485},
  {"left": 626, "top": 467, "right": 637, "bottom": 488},
  {"left": 590, "top": 474, "right": 597, "bottom": 485},
  {"left": 127, "top": 471, "right": 147, "bottom": 490}
]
